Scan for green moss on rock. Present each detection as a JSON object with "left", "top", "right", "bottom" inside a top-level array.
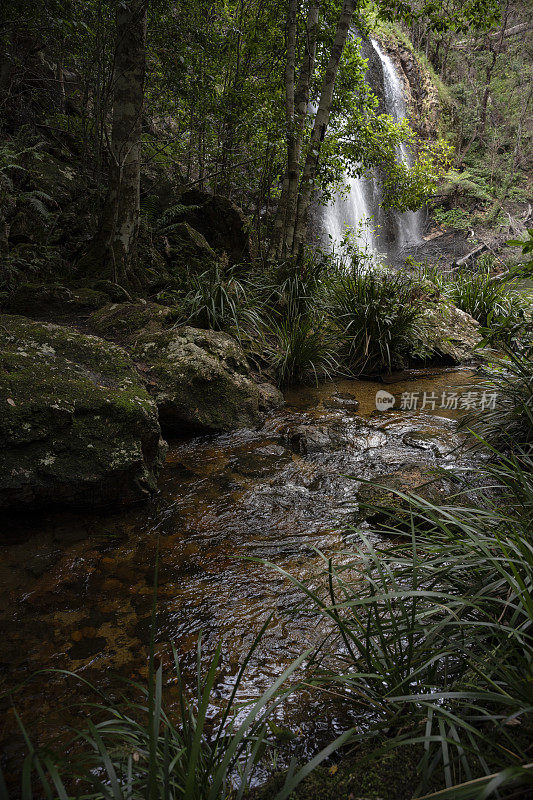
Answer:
[
  {"left": 3, "top": 282, "right": 110, "bottom": 319},
  {"left": 166, "top": 222, "right": 218, "bottom": 278},
  {"left": 133, "top": 326, "right": 284, "bottom": 435},
  {"left": 0, "top": 314, "right": 167, "bottom": 510},
  {"left": 418, "top": 302, "right": 483, "bottom": 364},
  {"left": 88, "top": 300, "right": 175, "bottom": 340}
]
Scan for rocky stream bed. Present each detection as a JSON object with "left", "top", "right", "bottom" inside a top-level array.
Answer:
[{"left": 0, "top": 367, "right": 482, "bottom": 774}]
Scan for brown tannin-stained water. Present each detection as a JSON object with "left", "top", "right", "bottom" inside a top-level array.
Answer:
[{"left": 0, "top": 368, "right": 479, "bottom": 768}]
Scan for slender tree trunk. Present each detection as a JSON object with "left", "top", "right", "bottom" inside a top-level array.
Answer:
[
  {"left": 283, "top": 0, "right": 320, "bottom": 254},
  {"left": 291, "top": 0, "right": 355, "bottom": 258},
  {"left": 81, "top": 0, "right": 148, "bottom": 286},
  {"left": 270, "top": 0, "right": 298, "bottom": 257}
]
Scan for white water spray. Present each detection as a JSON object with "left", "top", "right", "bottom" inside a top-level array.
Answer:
[
  {"left": 322, "top": 172, "right": 376, "bottom": 255},
  {"left": 371, "top": 38, "right": 424, "bottom": 249},
  {"left": 322, "top": 38, "right": 424, "bottom": 257}
]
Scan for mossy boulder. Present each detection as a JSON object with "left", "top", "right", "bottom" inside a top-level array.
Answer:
[
  {"left": 133, "top": 326, "right": 284, "bottom": 435},
  {"left": 166, "top": 222, "right": 217, "bottom": 276},
  {"left": 178, "top": 190, "right": 252, "bottom": 265},
  {"left": 88, "top": 300, "right": 175, "bottom": 341},
  {"left": 418, "top": 303, "right": 483, "bottom": 363},
  {"left": 0, "top": 314, "right": 167, "bottom": 510},
  {"left": 87, "top": 280, "right": 132, "bottom": 303},
  {"left": 3, "top": 282, "right": 110, "bottom": 320}
]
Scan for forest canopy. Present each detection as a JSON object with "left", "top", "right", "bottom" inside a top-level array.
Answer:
[{"left": 0, "top": 0, "right": 504, "bottom": 281}]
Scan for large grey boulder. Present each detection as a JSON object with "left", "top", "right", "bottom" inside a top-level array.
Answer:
[
  {"left": 420, "top": 303, "right": 483, "bottom": 364},
  {"left": 0, "top": 314, "right": 167, "bottom": 510},
  {"left": 133, "top": 326, "right": 284, "bottom": 435}
]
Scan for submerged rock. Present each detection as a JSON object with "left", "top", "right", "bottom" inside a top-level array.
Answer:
[
  {"left": 133, "top": 326, "right": 284, "bottom": 435},
  {"left": 0, "top": 314, "right": 167, "bottom": 510}
]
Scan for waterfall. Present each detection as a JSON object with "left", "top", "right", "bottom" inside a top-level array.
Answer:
[
  {"left": 371, "top": 38, "right": 424, "bottom": 250},
  {"left": 321, "top": 37, "right": 424, "bottom": 258},
  {"left": 322, "top": 172, "right": 377, "bottom": 255}
]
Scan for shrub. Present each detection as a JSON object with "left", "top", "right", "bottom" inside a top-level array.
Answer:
[
  {"left": 325, "top": 266, "right": 425, "bottom": 374},
  {"left": 263, "top": 313, "right": 339, "bottom": 385}
]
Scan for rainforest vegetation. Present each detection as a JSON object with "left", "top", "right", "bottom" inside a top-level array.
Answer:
[{"left": 0, "top": 0, "right": 532, "bottom": 798}]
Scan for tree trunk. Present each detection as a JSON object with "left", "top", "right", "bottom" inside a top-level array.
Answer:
[
  {"left": 271, "top": 0, "right": 320, "bottom": 260},
  {"left": 270, "top": 0, "right": 298, "bottom": 257},
  {"left": 82, "top": 0, "right": 148, "bottom": 286},
  {"left": 291, "top": 0, "right": 355, "bottom": 259},
  {"left": 284, "top": 0, "right": 320, "bottom": 255}
]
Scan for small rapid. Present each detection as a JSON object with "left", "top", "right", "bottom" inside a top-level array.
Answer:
[{"left": 1, "top": 370, "right": 478, "bottom": 758}]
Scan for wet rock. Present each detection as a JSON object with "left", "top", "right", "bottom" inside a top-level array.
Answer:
[
  {"left": 419, "top": 303, "right": 483, "bottom": 364},
  {"left": 284, "top": 419, "right": 386, "bottom": 455},
  {"left": 357, "top": 466, "right": 456, "bottom": 524},
  {"left": 403, "top": 428, "right": 458, "bottom": 456},
  {"left": 0, "top": 314, "right": 167, "bottom": 511},
  {"left": 230, "top": 445, "right": 291, "bottom": 478},
  {"left": 322, "top": 392, "right": 360, "bottom": 411},
  {"left": 133, "top": 326, "right": 284, "bottom": 435},
  {"left": 258, "top": 382, "right": 285, "bottom": 413},
  {"left": 274, "top": 408, "right": 476, "bottom": 529}
]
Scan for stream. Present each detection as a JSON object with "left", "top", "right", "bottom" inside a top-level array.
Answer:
[{"left": 0, "top": 368, "right": 480, "bottom": 767}]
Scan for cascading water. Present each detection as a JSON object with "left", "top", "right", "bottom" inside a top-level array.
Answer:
[
  {"left": 371, "top": 38, "right": 424, "bottom": 250},
  {"left": 322, "top": 37, "right": 424, "bottom": 258},
  {"left": 322, "top": 172, "right": 377, "bottom": 256}
]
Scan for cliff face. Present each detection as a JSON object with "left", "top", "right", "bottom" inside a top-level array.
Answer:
[
  {"left": 394, "top": 44, "right": 439, "bottom": 140},
  {"left": 359, "top": 36, "right": 386, "bottom": 115},
  {"left": 360, "top": 31, "right": 439, "bottom": 140},
  {"left": 382, "top": 39, "right": 440, "bottom": 141}
]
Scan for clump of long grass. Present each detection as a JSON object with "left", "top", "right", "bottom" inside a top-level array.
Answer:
[
  {"left": 268, "top": 346, "right": 533, "bottom": 797},
  {"left": 5, "top": 615, "right": 353, "bottom": 799},
  {"left": 325, "top": 265, "right": 426, "bottom": 374},
  {"left": 263, "top": 313, "right": 339, "bottom": 385},
  {"left": 462, "top": 345, "right": 533, "bottom": 450},
  {"left": 263, "top": 253, "right": 330, "bottom": 321},
  {"left": 449, "top": 266, "right": 519, "bottom": 328},
  {"left": 179, "top": 262, "right": 262, "bottom": 337}
]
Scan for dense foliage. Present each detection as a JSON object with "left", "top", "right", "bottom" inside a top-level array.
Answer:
[{"left": 1, "top": 1, "right": 532, "bottom": 799}]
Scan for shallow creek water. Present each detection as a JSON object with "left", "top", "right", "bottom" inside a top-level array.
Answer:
[{"left": 0, "top": 368, "right": 478, "bottom": 766}]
